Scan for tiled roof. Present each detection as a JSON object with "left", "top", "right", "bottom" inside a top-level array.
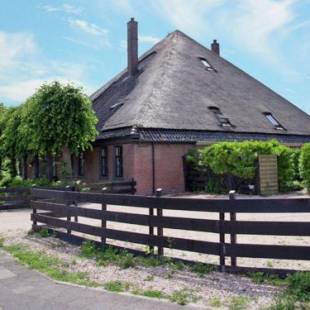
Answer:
[
  {"left": 92, "top": 30, "right": 310, "bottom": 138},
  {"left": 97, "top": 127, "right": 310, "bottom": 144}
]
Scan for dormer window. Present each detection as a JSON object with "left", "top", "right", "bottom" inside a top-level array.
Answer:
[
  {"left": 199, "top": 57, "right": 215, "bottom": 71},
  {"left": 263, "top": 112, "right": 285, "bottom": 130},
  {"left": 209, "top": 106, "right": 233, "bottom": 128}
]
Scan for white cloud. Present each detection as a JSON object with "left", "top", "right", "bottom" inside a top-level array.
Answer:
[
  {"left": 0, "top": 31, "right": 94, "bottom": 104},
  {"left": 67, "top": 18, "right": 110, "bottom": 49},
  {"left": 38, "top": 3, "right": 83, "bottom": 15},
  {"left": 69, "top": 18, "right": 108, "bottom": 36},
  {"left": 0, "top": 32, "right": 36, "bottom": 71}
]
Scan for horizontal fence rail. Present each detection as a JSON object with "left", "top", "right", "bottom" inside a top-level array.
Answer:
[
  {"left": 0, "top": 187, "right": 30, "bottom": 210},
  {"left": 31, "top": 188, "right": 310, "bottom": 273}
]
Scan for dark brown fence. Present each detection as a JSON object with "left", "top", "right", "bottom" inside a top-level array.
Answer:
[
  {"left": 0, "top": 187, "right": 31, "bottom": 210},
  {"left": 100, "top": 179, "right": 136, "bottom": 194},
  {"left": 31, "top": 188, "right": 310, "bottom": 274}
]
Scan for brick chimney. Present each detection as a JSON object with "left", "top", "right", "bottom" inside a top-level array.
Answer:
[
  {"left": 127, "top": 18, "right": 138, "bottom": 76},
  {"left": 211, "top": 39, "right": 220, "bottom": 56}
]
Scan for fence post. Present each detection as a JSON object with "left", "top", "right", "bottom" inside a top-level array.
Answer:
[
  {"left": 229, "top": 190, "right": 237, "bottom": 271},
  {"left": 149, "top": 204, "right": 154, "bottom": 255},
  {"left": 219, "top": 210, "right": 225, "bottom": 272},
  {"left": 32, "top": 204, "right": 37, "bottom": 232},
  {"left": 156, "top": 188, "right": 163, "bottom": 256},
  {"left": 66, "top": 200, "right": 71, "bottom": 239},
  {"left": 101, "top": 187, "right": 107, "bottom": 245}
]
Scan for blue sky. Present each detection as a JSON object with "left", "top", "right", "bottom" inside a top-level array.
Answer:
[{"left": 0, "top": 0, "right": 309, "bottom": 113}]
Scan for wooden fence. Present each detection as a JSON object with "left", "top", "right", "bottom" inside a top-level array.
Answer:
[
  {"left": 0, "top": 187, "right": 31, "bottom": 210},
  {"left": 31, "top": 188, "right": 310, "bottom": 274}
]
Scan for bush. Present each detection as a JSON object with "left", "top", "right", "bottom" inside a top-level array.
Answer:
[
  {"left": 300, "top": 143, "right": 310, "bottom": 192},
  {"left": 186, "top": 140, "right": 298, "bottom": 193}
]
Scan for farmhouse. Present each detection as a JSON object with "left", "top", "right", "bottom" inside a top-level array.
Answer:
[{"left": 71, "top": 18, "right": 310, "bottom": 195}]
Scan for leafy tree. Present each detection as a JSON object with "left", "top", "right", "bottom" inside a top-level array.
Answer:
[
  {"left": 0, "top": 107, "right": 22, "bottom": 177},
  {"left": 25, "top": 81, "right": 98, "bottom": 180}
]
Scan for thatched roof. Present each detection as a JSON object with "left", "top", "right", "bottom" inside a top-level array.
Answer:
[{"left": 91, "top": 30, "right": 310, "bottom": 141}]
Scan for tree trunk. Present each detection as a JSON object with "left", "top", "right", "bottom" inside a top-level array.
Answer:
[
  {"left": 46, "top": 154, "right": 53, "bottom": 181},
  {"left": 10, "top": 156, "right": 17, "bottom": 177},
  {"left": 23, "top": 155, "right": 28, "bottom": 179},
  {"left": 34, "top": 154, "right": 40, "bottom": 178},
  {"left": 62, "top": 146, "right": 73, "bottom": 179}
]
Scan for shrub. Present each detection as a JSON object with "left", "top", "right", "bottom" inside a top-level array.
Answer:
[
  {"left": 300, "top": 143, "right": 310, "bottom": 192},
  {"left": 186, "top": 140, "right": 298, "bottom": 193}
]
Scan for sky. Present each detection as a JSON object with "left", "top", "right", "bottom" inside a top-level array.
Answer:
[{"left": 0, "top": 0, "right": 309, "bottom": 114}]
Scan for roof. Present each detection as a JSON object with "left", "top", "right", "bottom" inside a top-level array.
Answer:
[
  {"left": 96, "top": 127, "right": 310, "bottom": 145},
  {"left": 91, "top": 30, "right": 310, "bottom": 139}
]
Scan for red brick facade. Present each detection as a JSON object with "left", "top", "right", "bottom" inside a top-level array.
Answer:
[{"left": 79, "top": 142, "right": 193, "bottom": 195}]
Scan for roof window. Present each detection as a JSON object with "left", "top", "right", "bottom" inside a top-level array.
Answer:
[
  {"left": 208, "top": 106, "right": 233, "bottom": 128},
  {"left": 198, "top": 57, "right": 215, "bottom": 71},
  {"left": 263, "top": 112, "right": 285, "bottom": 130},
  {"left": 110, "top": 102, "right": 124, "bottom": 110}
]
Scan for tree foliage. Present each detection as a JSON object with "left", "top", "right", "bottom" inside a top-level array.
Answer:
[
  {"left": 24, "top": 82, "right": 98, "bottom": 155},
  {"left": 0, "top": 82, "right": 98, "bottom": 181}
]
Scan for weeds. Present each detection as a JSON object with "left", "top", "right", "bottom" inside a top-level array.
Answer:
[
  {"left": 169, "top": 289, "right": 199, "bottom": 305},
  {"left": 104, "top": 281, "right": 130, "bottom": 292},
  {"left": 142, "top": 290, "right": 165, "bottom": 299},
  {"left": 5, "top": 243, "right": 98, "bottom": 287},
  {"left": 209, "top": 297, "right": 222, "bottom": 308},
  {"left": 267, "top": 272, "right": 310, "bottom": 309},
  {"left": 190, "top": 262, "right": 214, "bottom": 277},
  {"left": 250, "top": 272, "right": 287, "bottom": 286},
  {"left": 228, "top": 296, "right": 250, "bottom": 310}
]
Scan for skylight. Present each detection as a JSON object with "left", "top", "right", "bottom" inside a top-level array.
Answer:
[
  {"left": 208, "top": 106, "right": 233, "bottom": 128},
  {"left": 199, "top": 57, "right": 214, "bottom": 71},
  {"left": 263, "top": 112, "right": 285, "bottom": 130}
]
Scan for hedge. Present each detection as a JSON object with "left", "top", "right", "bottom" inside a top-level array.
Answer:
[
  {"left": 186, "top": 140, "right": 298, "bottom": 193},
  {"left": 300, "top": 143, "right": 310, "bottom": 192}
]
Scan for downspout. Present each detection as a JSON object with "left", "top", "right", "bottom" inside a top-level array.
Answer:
[{"left": 151, "top": 143, "right": 155, "bottom": 194}]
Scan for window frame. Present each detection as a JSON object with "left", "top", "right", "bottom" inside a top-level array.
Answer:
[
  {"left": 263, "top": 112, "right": 285, "bottom": 130},
  {"left": 208, "top": 106, "right": 233, "bottom": 128},
  {"left": 114, "top": 146, "right": 123, "bottom": 178},
  {"left": 100, "top": 146, "right": 109, "bottom": 177}
]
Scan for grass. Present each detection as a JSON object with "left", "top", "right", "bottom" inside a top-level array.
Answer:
[
  {"left": 209, "top": 297, "right": 222, "bottom": 308},
  {"left": 104, "top": 281, "right": 131, "bottom": 292},
  {"left": 267, "top": 272, "right": 310, "bottom": 309},
  {"left": 142, "top": 290, "right": 165, "bottom": 299},
  {"left": 190, "top": 262, "right": 214, "bottom": 277},
  {"left": 228, "top": 296, "right": 250, "bottom": 310},
  {"left": 249, "top": 272, "right": 288, "bottom": 286},
  {"left": 80, "top": 240, "right": 214, "bottom": 277},
  {"left": 169, "top": 289, "right": 199, "bottom": 306},
  {"left": 4, "top": 243, "right": 99, "bottom": 287}
]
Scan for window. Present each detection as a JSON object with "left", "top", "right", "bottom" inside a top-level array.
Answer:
[
  {"left": 100, "top": 147, "right": 108, "bottom": 177},
  {"left": 78, "top": 152, "right": 85, "bottom": 176},
  {"left": 198, "top": 57, "right": 215, "bottom": 71},
  {"left": 263, "top": 112, "right": 285, "bottom": 130},
  {"left": 114, "top": 146, "right": 123, "bottom": 178},
  {"left": 208, "top": 106, "right": 233, "bottom": 128}
]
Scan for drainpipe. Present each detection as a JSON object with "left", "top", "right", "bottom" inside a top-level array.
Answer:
[{"left": 151, "top": 143, "right": 155, "bottom": 194}]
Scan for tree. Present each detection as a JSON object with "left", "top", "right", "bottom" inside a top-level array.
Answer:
[
  {"left": 0, "top": 107, "right": 22, "bottom": 177},
  {"left": 26, "top": 81, "right": 98, "bottom": 180}
]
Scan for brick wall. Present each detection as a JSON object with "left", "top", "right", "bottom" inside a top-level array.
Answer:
[{"left": 55, "top": 142, "right": 193, "bottom": 195}]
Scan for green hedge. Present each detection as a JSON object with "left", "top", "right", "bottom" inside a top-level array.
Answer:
[
  {"left": 300, "top": 143, "right": 310, "bottom": 192},
  {"left": 186, "top": 140, "right": 299, "bottom": 193}
]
